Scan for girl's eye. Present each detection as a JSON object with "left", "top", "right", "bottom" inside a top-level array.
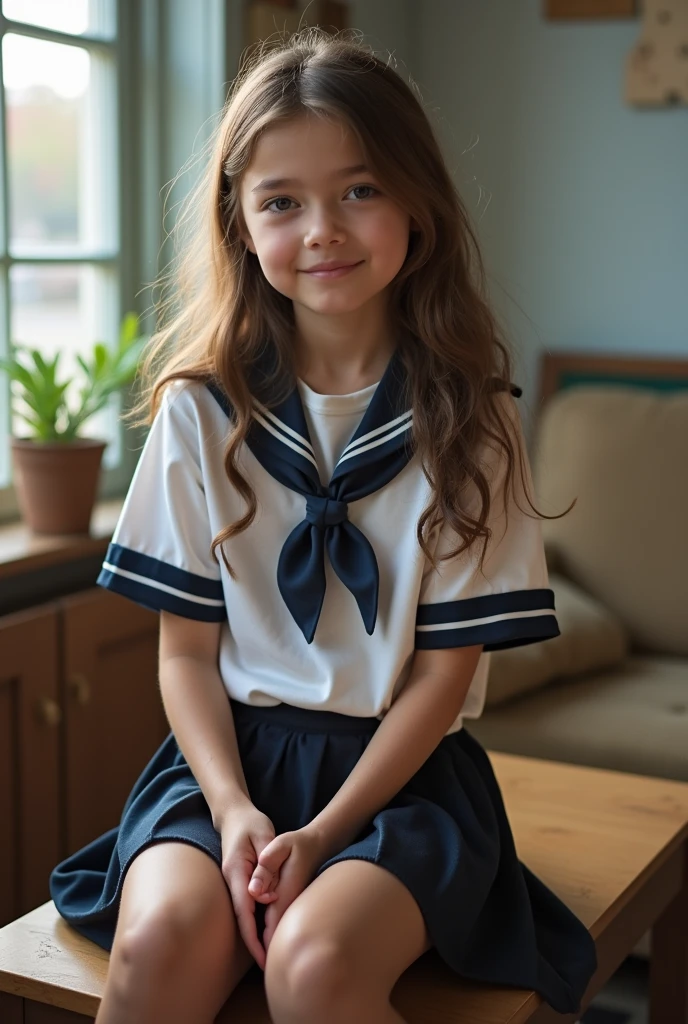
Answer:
[
  {"left": 263, "top": 185, "right": 378, "bottom": 215},
  {"left": 347, "top": 184, "right": 378, "bottom": 201},
  {"left": 265, "top": 196, "right": 295, "bottom": 214}
]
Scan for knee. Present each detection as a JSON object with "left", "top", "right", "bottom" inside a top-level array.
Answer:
[
  {"left": 114, "top": 897, "right": 229, "bottom": 983},
  {"left": 116, "top": 908, "right": 184, "bottom": 976},
  {"left": 265, "top": 925, "right": 351, "bottom": 1017}
]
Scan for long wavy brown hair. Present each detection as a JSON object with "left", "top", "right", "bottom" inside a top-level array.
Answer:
[{"left": 127, "top": 27, "right": 570, "bottom": 581}]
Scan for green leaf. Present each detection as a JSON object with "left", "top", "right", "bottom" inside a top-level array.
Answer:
[
  {"left": 0, "top": 359, "right": 35, "bottom": 389},
  {"left": 32, "top": 349, "right": 61, "bottom": 388},
  {"left": 75, "top": 354, "right": 91, "bottom": 378},
  {"left": 15, "top": 410, "right": 44, "bottom": 433},
  {"left": 94, "top": 343, "right": 109, "bottom": 373},
  {"left": 120, "top": 311, "right": 140, "bottom": 348},
  {"left": 4, "top": 314, "right": 149, "bottom": 439}
]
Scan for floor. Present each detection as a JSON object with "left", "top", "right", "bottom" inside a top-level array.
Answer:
[{"left": 580, "top": 957, "right": 649, "bottom": 1024}]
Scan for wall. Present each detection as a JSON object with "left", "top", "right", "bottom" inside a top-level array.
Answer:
[{"left": 412, "top": 0, "right": 688, "bottom": 409}]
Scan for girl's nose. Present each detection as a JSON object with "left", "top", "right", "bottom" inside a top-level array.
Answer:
[{"left": 303, "top": 206, "right": 346, "bottom": 247}]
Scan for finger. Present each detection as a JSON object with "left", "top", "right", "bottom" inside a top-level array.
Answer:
[
  {"left": 254, "top": 889, "right": 279, "bottom": 903},
  {"left": 263, "top": 886, "right": 296, "bottom": 953},
  {"left": 263, "top": 898, "right": 284, "bottom": 953},
  {"left": 237, "top": 903, "right": 266, "bottom": 970},
  {"left": 251, "top": 887, "right": 279, "bottom": 903},
  {"left": 250, "top": 870, "right": 280, "bottom": 902},
  {"left": 258, "top": 870, "right": 279, "bottom": 895},
  {"left": 261, "top": 867, "right": 303, "bottom": 952},
  {"left": 256, "top": 836, "right": 291, "bottom": 875},
  {"left": 250, "top": 838, "right": 291, "bottom": 898},
  {"left": 248, "top": 863, "right": 275, "bottom": 896},
  {"left": 252, "top": 883, "right": 279, "bottom": 903},
  {"left": 229, "top": 878, "right": 265, "bottom": 970}
]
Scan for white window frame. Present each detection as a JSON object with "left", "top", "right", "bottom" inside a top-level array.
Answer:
[{"left": 0, "top": 1, "right": 139, "bottom": 526}]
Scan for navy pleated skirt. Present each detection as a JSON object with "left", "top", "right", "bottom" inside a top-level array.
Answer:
[{"left": 50, "top": 698, "right": 596, "bottom": 1014}]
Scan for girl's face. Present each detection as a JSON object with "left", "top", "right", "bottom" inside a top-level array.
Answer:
[{"left": 238, "top": 113, "right": 413, "bottom": 319}]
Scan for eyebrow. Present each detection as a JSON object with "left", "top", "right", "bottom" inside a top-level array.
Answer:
[{"left": 250, "top": 164, "right": 370, "bottom": 194}]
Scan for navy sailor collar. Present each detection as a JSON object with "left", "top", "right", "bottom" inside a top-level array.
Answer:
[
  {"left": 205, "top": 346, "right": 413, "bottom": 644},
  {"left": 206, "top": 345, "right": 412, "bottom": 492},
  {"left": 205, "top": 347, "right": 521, "bottom": 645}
]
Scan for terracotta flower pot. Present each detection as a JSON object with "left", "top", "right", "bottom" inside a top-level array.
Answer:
[{"left": 11, "top": 437, "right": 107, "bottom": 535}]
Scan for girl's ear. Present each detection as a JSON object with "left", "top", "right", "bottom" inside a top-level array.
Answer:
[
  {"left": 240, "top": 230, "right": 256, "bottom": 254},
  {"left": 235, "top": 212, "right": 256, "bottom": 253}
]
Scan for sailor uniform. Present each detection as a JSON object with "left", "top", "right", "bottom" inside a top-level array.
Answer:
[
  {"left": 49, "top": 348, "right": 597, "bottom": 1014},
  {"left": 92, "top": 348, "right": 559, "bottom": 732}
]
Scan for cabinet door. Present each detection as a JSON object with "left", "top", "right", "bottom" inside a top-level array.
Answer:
[
  {"left": 0, "top": 604, "right": 60, "bottom": 924},
  {"left": 60, "top": 588, "right": 166, "bottom": 856}
]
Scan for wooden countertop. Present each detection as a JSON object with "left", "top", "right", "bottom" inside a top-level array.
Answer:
[{"left": 0, "top": 499, "right": 123, "bottom": 580}]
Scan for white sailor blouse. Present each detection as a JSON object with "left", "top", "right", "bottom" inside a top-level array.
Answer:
[{"left": 97, "top": 349, "right": 559, "bottom": 734}]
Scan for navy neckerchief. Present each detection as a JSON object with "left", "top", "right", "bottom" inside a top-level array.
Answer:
[
  {"left": 206, "top": 349, "right": 521, "bottom": 645},
  {"left": 206, "top": 347, "right": 412, "bottom": 643}
]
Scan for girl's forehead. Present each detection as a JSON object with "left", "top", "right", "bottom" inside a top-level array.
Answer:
[{"left": 242, "top": 114, "right": 366, "bottom": 187}]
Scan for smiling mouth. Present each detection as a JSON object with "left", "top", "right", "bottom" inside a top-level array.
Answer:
[{"left": 303, "top": 261, "right": 364, "bottom": 277}]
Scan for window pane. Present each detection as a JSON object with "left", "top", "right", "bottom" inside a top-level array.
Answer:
[
  {"left": 9, "top": 264, "right": 121, "bottom": 468},
  {"left": 2, "top": 0, "right": 115, "bottom": 39},
  {"left": 4, "top": 33, "right": 118, "bottom": 254}
]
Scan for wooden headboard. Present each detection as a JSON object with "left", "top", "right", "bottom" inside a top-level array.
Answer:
[{"left": 538, "top": 352, "right": 688, "bottom": 408}]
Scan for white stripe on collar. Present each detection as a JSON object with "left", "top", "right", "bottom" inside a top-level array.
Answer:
[
  {"left": 336, "top": 415, "right": 414, "bottom": 466},
  {"left": 251, "top": 408, "right": 319, "bottom": 469},
  {"left": 252, "top": 399, "right": 316, "bottom": 456},
  {"left": 340, "top": 409, "right": 413, "bottom": 459}
]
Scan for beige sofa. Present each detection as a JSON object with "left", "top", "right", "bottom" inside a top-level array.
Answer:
[{"left": 468, "top": 358, "right": 688, "bottom": 783}]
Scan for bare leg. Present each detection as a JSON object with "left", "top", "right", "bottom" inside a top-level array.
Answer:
[
  {"left": 264, "top": 859, "right": 432, "bottom": 1024},
  {"left": 96, "top": 842, "right": 255, "bottom": 1024}
]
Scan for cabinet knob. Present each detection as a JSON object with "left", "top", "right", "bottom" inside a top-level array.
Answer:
[
  {"left": 37, "top": 697, "right": 62, "bottom": 727},
  {"left": 69, "top": 672, "right": 92, "bottom": 705}
]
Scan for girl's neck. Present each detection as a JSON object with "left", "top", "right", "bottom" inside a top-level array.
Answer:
[{"left": 293, "top": 291, "right": 396, "bottom": 395}]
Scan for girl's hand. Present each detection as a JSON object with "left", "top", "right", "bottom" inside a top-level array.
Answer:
[
  {"left": 248, "top": 826, "right": 327, "bottom": 953},
  {"left": 219, "top": 801, "right": 280, "bottom": 970}
]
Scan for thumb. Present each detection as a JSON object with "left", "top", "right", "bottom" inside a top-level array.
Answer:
[
  {"left": 257, "top": 834, "right": 291, "bottom": 874},
  {"left": 248, "top": 835, "right": 289, "bottom": 898}
]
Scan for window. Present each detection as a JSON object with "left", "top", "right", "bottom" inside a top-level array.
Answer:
[{"left": 0, "top": 0, "right": 127, "bottom": 523}]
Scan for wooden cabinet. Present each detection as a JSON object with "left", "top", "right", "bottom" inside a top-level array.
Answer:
[
  {"left": 61, "top": 589, "right": 166, "bottom": 854},
  {"left": 0, "top": 588, "right": 165, "bottom": 927},
  {"left": 0, "top": 604, "right": 60, "bottom": 925}
]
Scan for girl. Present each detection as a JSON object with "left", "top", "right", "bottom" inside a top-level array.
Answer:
[{"left": 51, "top": 28, "right": 597, "bottom": 1024}]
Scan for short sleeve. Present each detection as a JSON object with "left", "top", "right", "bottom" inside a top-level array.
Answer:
[
  {"left": 96, "top": 381, "right": 226, "bottom": 621},
  {"left": 415, "top": 392, "right": 559, "bottom": 651}
]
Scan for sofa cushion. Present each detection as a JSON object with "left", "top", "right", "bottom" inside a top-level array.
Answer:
[
  {"left": 533, "top": 387, "right": 688, "bottom": 656},
  {"left": 470, "top": 655, "right": 688, "bottom": 781},
  {"left": 485, "top": 572, "right": 629, "bottom": 708}
]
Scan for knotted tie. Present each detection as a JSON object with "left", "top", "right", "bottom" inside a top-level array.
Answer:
[
  {"left": 206, "top": 348, "right": 520, "bottom": 644},
  {"left": 207, "top": 348, "right": 413, "bottom": 643}
]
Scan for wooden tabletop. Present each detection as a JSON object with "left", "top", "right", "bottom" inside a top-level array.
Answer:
[{"left": 1, "top": 752, "right": 687, "bottom": 1024}]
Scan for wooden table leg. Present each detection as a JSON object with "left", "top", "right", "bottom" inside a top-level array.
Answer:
[
  {"left": 24, "top": 1004, "right": 94, "bottom": 1023},
  {"left": 0, "top": 994, "right": 94, "bottom": 1023},
  {"left": 650, "top": 840, "right": 688, "bottom": 1024},
  {"left": 0, "top": 991, "right": 23, "bottom": 1023}
]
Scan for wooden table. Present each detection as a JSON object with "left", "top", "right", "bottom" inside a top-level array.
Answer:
[{"left": 1, "top": 752, "right": 687, "bottom": 1024}]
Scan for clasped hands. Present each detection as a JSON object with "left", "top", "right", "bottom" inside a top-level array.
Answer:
[
  {"left": 220, "top": 806, "right": 327, "bottom": 966},
  {"left": 247, "top": 825, "right": 327, "bottom": 967}
]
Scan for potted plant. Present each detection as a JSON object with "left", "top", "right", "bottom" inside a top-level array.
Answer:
[{"left": 0, "top": 311, "right": 147, "bottom": 535}]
